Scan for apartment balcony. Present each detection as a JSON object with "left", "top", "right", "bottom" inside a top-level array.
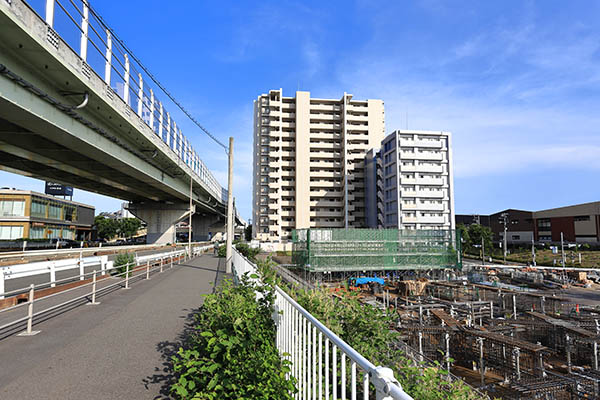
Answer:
[
  {"left": 310, "top": 180, "right": 342, "bottom": 188},
  {"left": 310, "top": 122, "right": 342, "bottom": 130},
  {"left": 314, "top": 220, "right": 345, "bottom": 228},
  {"left": 402, "top": 216, "right": 418, "bottom": 223},
  {"left": 269, "top": 160, "right": 281, "bottom": 168},
  {"left": 281, "top": 210, "right": 296, "bottom": 217},
  {"left": 281, "top": 160, "right": 296, "bottom": 167},
  {"left": 399, "top": 140, "right": 442, "bottom": 148},
  {"left": 412, "top": 203, "right": 445, "bottom": 211},
  {"left": 413, "top": 165, "right": 443, "bottom": 173},
  {"left": 310, "top": 132, "right": 342, "bottom": 140},
  {"left": 310, "top": 103, "right": 341, "bottom": 112},
  {"left": 417, "top": 216, "right": 446, "bottom": 224},
  {"left": 416, "top": 190, "right": 444, "bottom": 198},
  {"left": 280, "top": 112, "right": 295, "bottom": 119},
  {"left": 401, "top": 190, "right": 418, "bottom": 197},
  {"left": 400, "top": 177, "right": 417, "bottom": 185},
  {"left": 310, "top": 199, "right": 343, "bottom": 207},
  {"left": 310, "top": 142, "right": 342, "bottom": 151},
  {"left": 310, "top": 160, "right": 343, "bottom": 168},
  {"left": 416, "top": 177, "right": 445, "bottom": 186},
  {"left": 280, "top": 150, "right": 296, "bottom": 157},
  {"left": 416, "top": 152, "right": 444, "bottom": 161},
  {"left": 310, "top": 170, "right": 342, "bottom": 178},
  {"left": 281, "top": 121, "right": 295, "bottom": 129},
  {"left": 281, "top": 200, "right": 295, "bottom": 206},
  {"left": 346, "top": 114, "right": 369, "bottom": 122},
  {"left": 310, "top": 210, "right": 342, "bottom": 218}
]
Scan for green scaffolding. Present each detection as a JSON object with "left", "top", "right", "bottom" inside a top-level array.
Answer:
[{"left": 292, "top": 228, "right": 462, "bottom": 272}]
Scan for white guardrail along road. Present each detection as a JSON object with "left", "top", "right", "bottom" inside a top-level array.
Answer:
[
  {"left": 231, "top": 248, "right": 413, "bottom": 400},
  {"left": 0, "top": 245, "right": 212, "bottom": 336}
]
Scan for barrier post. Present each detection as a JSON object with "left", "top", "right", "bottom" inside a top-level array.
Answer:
[
  {"left": 0, "top": 270, "right": 5, "bottom": 300},
  {"left": 18, "top": 284, "right": 41, "bottom": 336},
  {"left": 170, "top": 255, "right": 173, "bottom": 268},
  {"left": 125, "top": 263, "right": 130, "bottom": 289},
  {"left": 89, "top": 270, "right": 100, "bottom": 305},
  {"left": 50, "top": 262, "right": 56, "bottom": 288},
  {"left": 160, "top": 257, "right": 164, "bottom": 273},
  {"left": 146, "top": 261, "right": 150, "bottom": 280}
]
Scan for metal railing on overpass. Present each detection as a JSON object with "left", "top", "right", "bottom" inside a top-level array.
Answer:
[
  {"left": 12, "top": 0, "right": 226, "bottom": 203},
  {"left": 231, "top": 249, "right": 413, "bottom": 400},
  {"left": 0, "top": 244, "right": 212, "bottom": 336}
]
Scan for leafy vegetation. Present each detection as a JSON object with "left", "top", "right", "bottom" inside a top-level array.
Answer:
[
  {"left": 94, "top": 216, "right": 142, "bottom": 240},
  {"left": 254, "top": 258, "right": 483, "bottom": 399},
  {"left": 170, "top": 275, "right": 296, "bottom": 399},
  {"left": 457, "top": 223, "right": 493, "bottom": 257},
  {"left": 113, "top": 252, "right": 135, "bottom": 276},
  {"left": 216, "top": 242, "right": 260, "bottom": 262}
]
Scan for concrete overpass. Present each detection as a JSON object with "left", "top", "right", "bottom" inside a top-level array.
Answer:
[{"left": 0, "top": 0, "right": 240, "bottom": 243}]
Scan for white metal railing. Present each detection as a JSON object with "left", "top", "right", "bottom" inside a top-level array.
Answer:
[
  {"left": 231, "top": 249, "right": 413, "bottom": 400},
  {"left": 0, "top": 245, "right": 212, "bottom": 335},
  {"left": 7, "top": 0, "right": 225, "bottom": 202}
]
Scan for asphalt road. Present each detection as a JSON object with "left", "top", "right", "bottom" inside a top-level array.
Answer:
[{"left": 0, "top": 254, "right": 225, "bottom": 399}]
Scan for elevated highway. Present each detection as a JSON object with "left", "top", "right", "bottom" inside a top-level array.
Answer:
[{"left": 0, "top": 0, "right": 240, "bottom": 243}]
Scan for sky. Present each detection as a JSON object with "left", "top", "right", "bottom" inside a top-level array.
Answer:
[{"left": 2, "top": 0, "right": 600, "bottom": 219}]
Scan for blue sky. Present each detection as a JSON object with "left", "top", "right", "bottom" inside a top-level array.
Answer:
[{"left": 3, "top": 0, "right": 600, "bottom": 219}]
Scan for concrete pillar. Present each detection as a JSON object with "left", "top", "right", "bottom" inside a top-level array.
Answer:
[
  {"left": 128, "top": 201, "right": 192, "bottom": 244},
  {"left": 192, "top": 213, "right": 225, "bottom": 242}
]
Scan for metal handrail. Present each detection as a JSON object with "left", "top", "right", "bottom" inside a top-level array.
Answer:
[
  {"left": 231, "top": 248, "right": 413, "bottom": 400},
  {"left": 0, "top": 245, "right": 211, "bottom": 335}
]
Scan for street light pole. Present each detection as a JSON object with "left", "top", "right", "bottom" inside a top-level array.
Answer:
[
  {"left": 188, "top": 173, "right": 193, "bottom": 259},
  {"left": 500, "top": 213, "right": 508, "bottom": 264},
  {"left": 225, "top": 137, "right": 234, "bottom": 274}
]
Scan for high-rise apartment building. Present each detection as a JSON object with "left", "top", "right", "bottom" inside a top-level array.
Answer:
[
  {"left": 376, "top": 130, "right": 455, "bottom": 230},
  {"left": 253, "top": 89, "right": 385, "bottom": 242}
]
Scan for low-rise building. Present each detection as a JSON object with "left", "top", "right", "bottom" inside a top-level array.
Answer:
[
  {"left": 0, "top": 189, "right": 95, "bottom": 241},
  {"left": 533, "top": 201, "right": 600, "bottom": 244},
  {"left": 489, "top": 209, "right": 534, "bottom": 245}
]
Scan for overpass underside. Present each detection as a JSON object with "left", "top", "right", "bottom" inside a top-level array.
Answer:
[{"left": 0, "top": 0, "right": 230, "bottom": 243}]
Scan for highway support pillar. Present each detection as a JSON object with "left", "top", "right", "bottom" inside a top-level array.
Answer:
[{"left": 128, "top": 201, "right": 192, "bottom": 245}]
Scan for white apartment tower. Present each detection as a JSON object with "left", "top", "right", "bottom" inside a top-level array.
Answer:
[
  {"left": 253, "top": 89, "right": 385, "bottom": 242},
  {"left": 380, "top": 130, "right": 455, "bottom": 230}
]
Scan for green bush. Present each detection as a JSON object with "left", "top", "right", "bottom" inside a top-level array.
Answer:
[
  {"left": 235, "top": 242, "right": 260, "bottom": 262},
  {"left": 113, "top": 252, "right": 135, "bottom": 276},
  {"left": 170, "top": 275, "right": 296, "bottom": 399},
  {"left": 217, "top": 245, "right": 226, "bottom": 258}
]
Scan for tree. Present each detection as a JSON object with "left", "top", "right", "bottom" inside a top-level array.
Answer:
[
  {"left": 244, "top": 225, "right": 252, "bottom": 242},
  {"left": 94, "top": 216, "right": 118, "bottom": 241},
  {"left": 118, "top": 218, "right": 142, "bottom": 239},
  {"left": 467, "top": 224, "right": 493, "bottom": 257},
  {"left": 457, "top": 224, "right": 470, "bottom": 255}
]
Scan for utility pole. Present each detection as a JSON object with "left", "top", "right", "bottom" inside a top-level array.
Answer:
[
  {"left": 225, "top": 137, "right": 234, "bottom": 274},
  {"left": 561, "top": 232, "right": 565, "bottom": 268},
  {"left": 188, "top": 174, "right": 193, "bottom": 259},
  {"left": 531, "top": 235, "right": 536, "bottom": 267},
  {"left": 500, "top": 212, "right": 508, "bottom": 264}
]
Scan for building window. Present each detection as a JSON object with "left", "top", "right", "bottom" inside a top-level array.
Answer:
[
  {"left": 48, "top": 204, "right": 61, "bottom": 220},
  {"left": 574, "top": 215, "right": 590, "bottom": 222},
  {"left": 0, "top": 225, "right": 24, "bottom": 240},
  {"left": 0, "top": 200, "right": 25, "bottom": 217},
  {"left": 537, "top": 219, "right": 551, "bottom": 229},
  {"left": 31, "top": 200, "right": 46, "bottom": 217},
  {"left": 29, "top": 226, "right": 45, "bottom": 239},
  {"left": 511, "top": 235, "right": 521, "bottom": 240}
]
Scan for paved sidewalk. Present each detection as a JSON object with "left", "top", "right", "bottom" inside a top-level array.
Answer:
[{"left": 0, "top": 254, "right": 226, "bottom": 399}]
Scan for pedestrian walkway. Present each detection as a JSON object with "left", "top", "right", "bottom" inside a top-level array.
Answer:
[{"left": 0, "top": 254, "right": 225, "bottom": 399}]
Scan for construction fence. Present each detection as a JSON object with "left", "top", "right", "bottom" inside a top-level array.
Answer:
[{"left": 292, "top": 228, "right": 462, "bottom": 272}]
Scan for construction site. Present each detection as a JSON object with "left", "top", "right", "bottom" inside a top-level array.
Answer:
[{"left": 284, "top": 228, "right": 600, "bottom": 399}]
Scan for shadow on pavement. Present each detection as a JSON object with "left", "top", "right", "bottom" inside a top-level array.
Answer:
[{"left": 143, "top": 256, "right": 226, "bottom": 399}]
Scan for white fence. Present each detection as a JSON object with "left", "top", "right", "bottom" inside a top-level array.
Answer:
[
  {"left": 231, "top": 249, "right": 413, "bottom": 400},
  {"left": 0, "top": 245, "right": 212, "bottom": 336}
]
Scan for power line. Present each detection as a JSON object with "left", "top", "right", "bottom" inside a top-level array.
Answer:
[{"left": 87, "top": 4, "right": 229, "bottom": 153}]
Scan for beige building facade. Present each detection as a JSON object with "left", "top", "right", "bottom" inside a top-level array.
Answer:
[{"left": 253, "top": 90, "right": 385, "bottom": 242}]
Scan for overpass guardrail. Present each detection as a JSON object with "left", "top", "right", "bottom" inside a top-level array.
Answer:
[
  {"left": 0, "top": 244, "right": 212, "bottom": 337},
  {"left": 2, "top": 0, "right": 226, "bottom": 202},
  {"left": 231, "top": 248, "right": 413, "bottom": 400}
]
